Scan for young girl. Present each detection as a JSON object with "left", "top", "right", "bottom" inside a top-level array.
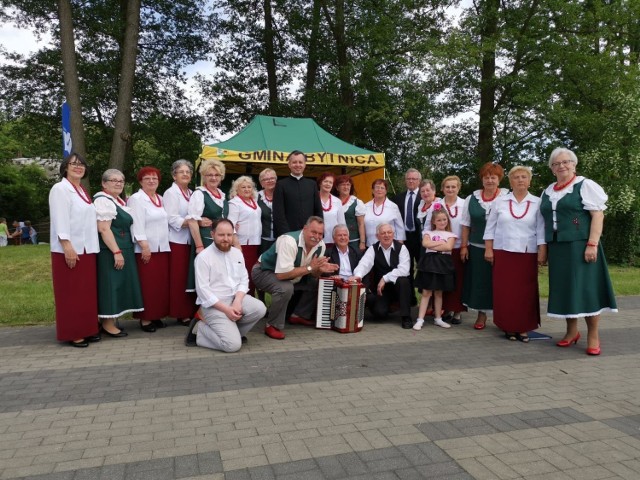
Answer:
[{"left": 414, "top": 207, "right": 457, "bottom": 330}]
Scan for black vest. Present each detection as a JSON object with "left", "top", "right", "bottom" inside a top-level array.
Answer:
[{"left": 372, "top": 240, "right": 402, "bottom": 284}]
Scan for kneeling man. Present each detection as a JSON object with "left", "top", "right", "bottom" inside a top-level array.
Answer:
[
  {"left": 189, "top": 219, "right": 266, "bottom": 352},
  {"left": 349, "top": 223, "right": 413, "bottom": 329}
]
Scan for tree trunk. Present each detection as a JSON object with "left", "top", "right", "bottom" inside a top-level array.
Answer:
[
  {"left": 477, "top": 0, "right": 499, "bottom": 165},
  {"left": 57, "top": 0, "right": 86, "bottom": 160},
  {"left": 304, "top": 0, "right": 322, "bottom": 117},
  {"left": 321, "top": 0, "right": 355, "bottom": 142},
  {"left": 264, "top": 0, "right": 278, "bottom": 115},
  {"left": 108, "top": 0, "right": 142, "bottom": 171}
]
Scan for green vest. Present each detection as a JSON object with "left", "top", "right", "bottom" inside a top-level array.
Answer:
[
  {"left": 95, "top": 195, "right": 134, "bottom": 251},
  {"left": 540, "top": 180, "right": 591, "bottom": 242},
  {"left": 468, "top": 194, "right": 488, "bottom": 245},
  {"left": 344, "top": 199, "right": 359, "bottom": 242},
  {"left": 199, "top": 189, "right": 228, "bottom": 248},
  {"left": 259, "top": 230, "right": 323, "bottom": 271}
]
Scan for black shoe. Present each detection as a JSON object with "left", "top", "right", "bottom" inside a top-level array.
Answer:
[
  {"left": 185, "top": 318, "right": 198, "bottom": 347},
  {"left": 140, "top": 321, "right": 156, "bottom": 333},
  {"left": 152, "top": 319, "right": 167, "bottom": 328},
  {"left": 69, "top": 340, "right": 89, "bottom": 348},
  {"left": 100, "top": 327, "right": 128, "bottom": 338},
  {"left": 241, "top": 336, "right": 248, "bottom": 344},
  {"left": 85, "top": 334, "right": 101, "bottom": 343},
  {"left": 401, "top": 317, "right": 413, "bottom": 329}
]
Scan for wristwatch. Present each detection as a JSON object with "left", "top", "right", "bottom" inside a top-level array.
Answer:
[{"left": 306, "top": 265, "right": 312, "bottom": 272}]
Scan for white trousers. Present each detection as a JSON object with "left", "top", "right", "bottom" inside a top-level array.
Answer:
[{"left": 196, "top": 295, "right": 266, "bottom": 352}]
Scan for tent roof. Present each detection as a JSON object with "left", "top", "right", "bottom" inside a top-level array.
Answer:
[{"left": 200, "top": 115, "right": 384, "bottom": 176}]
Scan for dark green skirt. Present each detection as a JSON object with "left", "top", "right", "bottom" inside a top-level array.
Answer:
[
  {"left": 461, "top": 245, "right": 493, "bottom": 311},
  {"left": 97, "top": 247, "right": 144, "bottom": 318},
  {"left": 547, "top": 240, "right": 617, "bottom": 317}
]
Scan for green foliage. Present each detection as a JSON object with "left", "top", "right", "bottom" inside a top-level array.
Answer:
[{"left": 0, "top": 162, "right": 54, "bottom": 222}]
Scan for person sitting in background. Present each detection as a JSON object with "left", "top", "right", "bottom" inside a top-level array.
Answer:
[
  {"left": 349, "top": 223, "right": 412, "bottom": 329},
  {"left": 186, "top": 219, "right": 266, "bottom": 352}
]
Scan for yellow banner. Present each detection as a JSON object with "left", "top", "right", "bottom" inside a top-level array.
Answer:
[{"left": 200, "top": 146, "right": 385, "bottom": 167}]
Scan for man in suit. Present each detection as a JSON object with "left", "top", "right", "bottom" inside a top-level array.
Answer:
[
  {"left": 272, "top": 150, "right": 323, "bottom": 237},
  {"left": 349, "top": 223, "right": 413, "bottom": 329},
  {"left": 392, "top": 168, "right": 421, "bottom": 304},
  {"left": 325, "top": 224, "right": 362, "bottom": 280}
]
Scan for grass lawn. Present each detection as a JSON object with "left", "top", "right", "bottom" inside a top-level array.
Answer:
[{"left": 1, "top": 244, "right": 638, "bottom": 327}]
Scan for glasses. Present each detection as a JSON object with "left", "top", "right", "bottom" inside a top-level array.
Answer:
[
  {"left": 175, "top": 169, "right": 191, "bottom": 175},
  {"left": 551, "top": 160, "right": 572, "bottom": 168},
  {"left": 69, "top": 161, "right": 85, "bottom": 167},
  {"left": 107, "top": 179, "right": 125, "bottom": 184},
  {"left": 262, "top": 177, "right": 277, "bottom": 182},
  {"left": 142, "top": 177, "right": 158, "bottom": 182},
  {"left": 204, "top": 174, "right": 222, "bottom": 178}
]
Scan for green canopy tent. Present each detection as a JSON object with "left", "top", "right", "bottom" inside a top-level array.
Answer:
[{"left": 199, "top": 115, "right": 385, "bottom": 196}]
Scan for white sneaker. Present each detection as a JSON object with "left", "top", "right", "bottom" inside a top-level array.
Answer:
[
  {"left": 434, "top": 318, "right": 451, "bottom": 329},
  {"left": 413, "top": 318, "right": 424, "bottom": 331}
]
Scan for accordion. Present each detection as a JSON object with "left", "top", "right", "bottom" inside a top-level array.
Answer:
[{"left": 315, "top": 278, "right": 365, "bottom": 333}]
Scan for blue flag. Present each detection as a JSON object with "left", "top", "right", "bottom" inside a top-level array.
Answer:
[{"left": 62, "top": 102, "right": 72, "bottom": 157}]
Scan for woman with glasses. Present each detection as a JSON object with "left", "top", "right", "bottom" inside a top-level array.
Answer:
[
  {"left": 94, "top": 169, "right": 144, "bottom": 337},
  {"left": 540, "top": 148, "right": 617, "bottom": 355},
  {"left": 257, "top": 168, "right": 277, "bottom": 254},
  {"left": 334, "top": 174, "right": 366, "bottom": 251},
  {"left": 363, "top": 179, "right": 405, "bottom": 247},
  {"left": 127, "top": 166, "right": 170, "bottom": 332},
  {"left": 49, "top": 153, "right": 101, "bottom": 347},
  {"left": 186, "top": 159, "right": 228, "bottom": 291},
  {"left": 163, "top": 160, "right": 198, "bottom": 326}
]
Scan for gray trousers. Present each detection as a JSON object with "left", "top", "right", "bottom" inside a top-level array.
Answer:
[
  {"left": 196, "top": 295, "right": 266, "bottom": 352},
  {"left": 251, "top": 264, "right": 317, "bottom": 330}
]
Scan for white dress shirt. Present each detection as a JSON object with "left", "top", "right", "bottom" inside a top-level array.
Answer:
[
  {"left": 49, "top": 178, "right": 100, "bottom": 254},
  {"left": 320, "top": 194, "right": 346, "bottom": 243},
  {"left": 542, "top": 177, "right": 608, "bottom": 231},
  {"left": 336, "top": 247, "right": 354, "bottom": 279},
  {"left": 227, "top": 196, "right": 262, "bottom": 245},
  {"left": 195, "top": 242, "right": 249, "bottom": 308},
  {"left": 127, "top": 190, "right": 171, "bottom": 253},
  {"left": 163, "top": 182, "right": 192, "bottom": 244},
  {"left": 188, "top": 187, "right": 226, "bottom": 220},
  {"left": 363, "top": 199, "right": 406, "bottom": 247},
  {"left": 353, "top": 242, "right": 410, "bottom": 284},
  {"left": 483, "top": 192, "right": 546, "bottom": 253},
  {"left": 404, "top": 188, "right": 420, "bottom": 232}
]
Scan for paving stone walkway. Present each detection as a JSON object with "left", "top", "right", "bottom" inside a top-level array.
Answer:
[{"left": 1, "top": 297, "right": 638, "bottom": 479}]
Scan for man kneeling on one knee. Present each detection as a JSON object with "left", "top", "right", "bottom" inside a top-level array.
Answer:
[
  {"left": 252, "top": 216, "right": 339, "bottom": 340},
  {"left": 189, "top": 218, "right": 266, "bottom": 352}
]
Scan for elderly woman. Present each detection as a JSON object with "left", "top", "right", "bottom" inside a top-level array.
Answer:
[
  {"left": 334, "top": 175, "right": 366, "bottom": 251},
  {"left": 163, "top": 159, "right": 198, "bottom": 325},
  {"left": 437, "top": 176, "right": 466, "bottom": 324},
  {"left": 484, "top": 166, "right": 546, "bottom": 342},
  {"left": 257, "top": 168, "right": 277, "bottom": 254},
  {"left": 363, "top": 179, "right": 405, "bottom": 247},
  {"left": 417, "top": 179, "right": 439, "bottom": 233},
  {"left": 94, "top": 169, "right": 144, "bottom": 337},
  {"left": 317, "top": 172, "right": 346, "bottom": 247},
  {"left": 540, "top": 148, "right": 617, "bottom": 355},
  {"left": 460, "top": 162, "right": 508, "bottom": 330},
  {"left": 187, "top": 159, "right": 227, "bottom": 290},
  {"left": 127, "top": 166, "right": 170, "bottom": 332},
  {"left": 49, "top": 153, "right": 100, "bottom": 347},
  {"left": 227, "top": 175, "right": 262, "bottom": 295}
]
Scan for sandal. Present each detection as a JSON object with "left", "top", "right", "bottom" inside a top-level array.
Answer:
[
  {"left": 505, "top": 332, "right": 517, "bottom": 341},
  {"left": 473, "top": 312, "right": 487, "bottom": 330},
  {"left": 517, "top": 333, "right": 530, "bottom": 343}
]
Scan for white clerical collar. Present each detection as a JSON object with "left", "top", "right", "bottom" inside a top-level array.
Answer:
[{"left": 290, "top": 174, "right": 304, "bottom": 180}]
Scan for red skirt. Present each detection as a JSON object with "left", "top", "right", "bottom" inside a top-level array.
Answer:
[
  {"left": 241, "top": 245, "right": 260, "bottom": 295},
  {"left": 51, "top": 252, "right": 99, "bottom": 341},
  {"left": 442, "top": 248, "right": 466, "bottom": 312},
  {"left": 134, "top": 251, "right": 170, "bottom": 321},
  {"left": 492, "top": 250, "right": 540, "bottom": 333},
  {"left": 168, "top": 242, "right": 197, "bottom": 319}
]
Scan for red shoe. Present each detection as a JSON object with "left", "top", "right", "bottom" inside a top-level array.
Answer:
[
  {"left": 289, "top": 314, "right": 314, "bottom": 327},
  {"left": 556, "top": 332, "right": 580, "bottom": 347},
  {"left": 265, "top": 325, "right": 285, "bottom": 340},
  {"left": 586, "top": 344, "right": 601, "bottom": 356}
]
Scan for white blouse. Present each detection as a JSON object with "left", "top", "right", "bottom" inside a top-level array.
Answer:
[
  {"left": 363, "top": 198, "right": 406, "bottom": 247},
  {"left": 163, "top": 182, "right": 192, "bottom": 245},
  {"left": 340, "top": 195, "right": 366, "bottom": 217},
  {"left": 187, "top": 187, "right": 226, "bottom": 220},
  {"left": 320, "top": 194, "right": 346, "bottom": 243},
  {"left": 542, "top": 177, "right": 608, "bottom": 231},
  {"left": 127, "top": 190, "right": 170, "bottom": 253},
  {"left": 227, "top": 196, "right": 262, "bottom": 245},
  {"left": 49, "top": 178, "right": 100, "bottom": 254},
  {"left": 93, "top": 193, "right": 136, "bottom": 244},
  {"left": 424, "top": 197, "right": 465, "bottom": 248},
  {"left": 461, "top": 188, "right": 509, "bottom": 248},
  {"left": 483, "top": 192, "right": 545, "bottom": 253}
]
